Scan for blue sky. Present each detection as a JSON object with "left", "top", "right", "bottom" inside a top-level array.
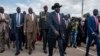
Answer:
[{"left": 0, "top": 0, "right": 100, "bottom": 16}]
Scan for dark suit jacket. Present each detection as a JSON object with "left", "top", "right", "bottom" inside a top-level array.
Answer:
[
  {"left": 47, "top": 12, "right": 66, "bottom": 38},
  {"left": 12, "top": 13, "right": 24, "bottom": 32},
  {"left": 87, "top": 16, "right": 99, "bottom": 35}
]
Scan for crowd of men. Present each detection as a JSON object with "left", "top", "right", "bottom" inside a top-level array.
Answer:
[{"left": 0, "top": 3, "right": 100, "bottom": 56}]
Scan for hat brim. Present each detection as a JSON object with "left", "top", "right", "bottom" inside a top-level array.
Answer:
[{"left": 52, "top": 5, "right": 62, "bottom": 10}]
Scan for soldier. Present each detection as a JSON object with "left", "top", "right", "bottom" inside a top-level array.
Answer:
[
  {"left": 0, "top": 6, "right": 11, "bottom": 53},
  {"left": 39, "top": 5, "right": 49, "bottom": 53}
]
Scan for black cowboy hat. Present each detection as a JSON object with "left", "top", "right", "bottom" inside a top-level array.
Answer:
[{"left": 52, "top": 3, "right": 62, "bottom": 10}]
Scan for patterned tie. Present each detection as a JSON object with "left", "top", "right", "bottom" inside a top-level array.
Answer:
[
  {"left": 16, "top": 13, "right": 20, "bottom": 27},
  {"left": 56, "top": 13, "right": 60, "bottom": 24}
]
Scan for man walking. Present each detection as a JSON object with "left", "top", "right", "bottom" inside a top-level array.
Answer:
[
  {"left": 39, "top": 5, "right": 49, "bottom": 53},
  {"left": 24, "top": 8, "right": 38, "bottom": 55},
  {"left": 47, "top": 3, "right": 66, "bottom": 56},
  {"left": 86, "top": 9, "right": 100, "bottom": 56},
  {"left": 12, "top": 7, "right": 24, "bottom": 56},
  {"left": 0, "top": 6, "right": 11, "bottom": 53}
]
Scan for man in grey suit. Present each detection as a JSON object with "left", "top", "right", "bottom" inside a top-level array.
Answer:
[{"left": 39, "top": 5, "right": 49, "bottom": 53}]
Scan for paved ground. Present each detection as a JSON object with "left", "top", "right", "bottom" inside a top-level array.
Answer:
[{"left": 0, "top": 42, "right": 97, "bottom": 56}]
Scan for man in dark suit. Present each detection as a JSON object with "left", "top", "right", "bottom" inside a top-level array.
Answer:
[
  {"left": 12, "top": 7, "right": 24, "bottom": 56},
  {"left": 39, "top": 5, "right": 49, "bottom": 53},
  {"left": 47, "top": 3, "right": 66, "bottom": 56},
  {"left": 9, "top": 14, "right": 16, "bottom": 48},
  {"left": 63, "top": 14, "right": 71, "bottom": 54},
  {"left": 86, "top": 9, "right": 100, "bottom": 56}
]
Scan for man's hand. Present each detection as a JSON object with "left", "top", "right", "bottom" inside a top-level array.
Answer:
[
  {"left": 0, "top": 19, "right": 6, "bottom": 22},
  {"left": 1, "top": 19, "right": 6, "bottom": 21},
  {"left": 54, "top": 30, "right": 59, "bottom": 36},
  {"left": 92, "top": 32, "right": 98, "bottom": 37},
  {"left": 62, "top": 34, "right": 65, "bottom": 37},
  {"left": 24, "top": 31, "right": 26, "bottom": 35},
  {"left": 98, "top": 34, "right": 100, "bottom": 38}
]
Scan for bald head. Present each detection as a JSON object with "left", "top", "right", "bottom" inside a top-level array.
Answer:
[
  {"left": 93, "top": 9, "right": 98, "bottom": 16},
  {"left": 43, "top": 5, "right": 48, "bottom": 12},
  {"left": 28, "top": 7, "right": 33, "bottom": 14},
  {"left": 16, "top": 7, "right": 21, "bottom": 13}
]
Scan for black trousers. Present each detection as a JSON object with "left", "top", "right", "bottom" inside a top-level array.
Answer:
[
  {"left": 48, "top": 37, "right": 65, "bottom": 56},
  {"left": 15, "top": 27, "right": 23, "bottom": 52},
  {"left": 41, "top": 29, "right": 48, "bottom": 50}
]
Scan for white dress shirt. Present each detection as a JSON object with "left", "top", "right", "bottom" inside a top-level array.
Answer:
[
  {"left": 30, "top": 13, "right": 34, "bottom": 21},
  {"left": 17, "top": 13, "right": 20, "bottom": 23},
  {"left": 16, "top": 13, "right": 21, "bottom": 27}
]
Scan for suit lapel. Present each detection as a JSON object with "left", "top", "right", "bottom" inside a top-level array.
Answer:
[
  {"left": 28, "top": 14, "right": 33, "bottom": 22},
  {"left": 52, "top": 12, "right": 59, "bottom": 24},
  {"left": 92, "top": 16, "right": 96, "bottom": 25},
  {"left": 53, "top": 12, "right": 62, "bottom": 25},
  {"left": 92, "top": 16, "right": 96, "bottom": 28},
  {"left": 60, "top": 14, "right": 62, "bottom": 24},
  {"left": 0, "top": 14, "right": 2, "bottom": 20},
  {"left": 19, "top": 13, "right": 22, "bottom": 24},
  {"left": 15, "top": 13, "right": 17, "bottom": 22},
  {"left": 29, "top": 14, "right": 32, "bottom": 21}
]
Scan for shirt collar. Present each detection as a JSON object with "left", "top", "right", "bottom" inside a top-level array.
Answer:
[
  {"left": 55, "top": 11, "right": 59, "bottom": 14},
  {"left": 17, "top": 13, "right": 20, "bottom": 14},
  {"left": 94, "top": 16, "right": 97, "bottom": 18},
  {"left": 29, "top": 13, "right": 33, "bottom": 16}
]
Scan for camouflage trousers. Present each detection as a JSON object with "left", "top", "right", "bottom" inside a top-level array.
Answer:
[{"left": 0, "top": 30, "right": 10, "bottom": 51}]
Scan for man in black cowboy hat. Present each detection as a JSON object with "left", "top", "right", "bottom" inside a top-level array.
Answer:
[{"left": 47, "top": 3, "right": 66, "bottom": 56}]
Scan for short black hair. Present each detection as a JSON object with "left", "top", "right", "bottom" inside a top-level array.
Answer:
[{"left": 0, "top": 6, "right": 4, "bottom": 10}]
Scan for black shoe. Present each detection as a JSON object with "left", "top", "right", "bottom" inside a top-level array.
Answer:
[
  {"left": 20, "top": 48, "right": 23, "bottom": 51},
  {"left": 15, "top": 52, "right": 20, "bottom": 56},
  {"left": 32, "top": 46, "right": 35, "bottom": 50},
  {"left": 13, "top": 44, "right": 15, "bottom": 48},
  {"left": 7, "top": 44, "right": 10, "bottom": 49},
  {"left": 73, "top": 46, "right": 77, "bottom": 48},
  {"left": 28, "top": 51, "right": 32, "bottom": 55},
  {"left": 64, "top": 52, "right": 67, "bottom": 54},
  {"left": 44, "top": 50, "right": 47, "bottom": 54},
  {"left": 0, "top": 50, "right": 5, "bottom": 53},
  {"left": 25, "top": 45, "right": 27, "bottom": 49},
  {"left": 25, "top": 46, "right": 27, "bottom": 49}
]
